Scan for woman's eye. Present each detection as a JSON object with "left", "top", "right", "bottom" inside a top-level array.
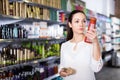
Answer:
[
  {"left": 83, "top": 20, "right": 86, "bottom": 23},
  {"left": 75, "top": 21, "right": 79, "bottom": 23}
]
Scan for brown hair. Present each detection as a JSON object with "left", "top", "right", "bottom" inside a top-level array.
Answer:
[{"left": 66, "top": 10, "right": 86, "bottom": 41}]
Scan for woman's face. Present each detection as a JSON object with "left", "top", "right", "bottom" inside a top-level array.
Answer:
[{"left": 69, "top": 12, "right": 86, "bottom": 34}]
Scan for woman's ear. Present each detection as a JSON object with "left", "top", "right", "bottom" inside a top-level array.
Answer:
[{"left": 68, "top": 22, "right": 72, "bottom": 28}]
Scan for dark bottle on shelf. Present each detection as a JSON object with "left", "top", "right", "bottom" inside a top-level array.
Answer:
[
  {"left": 0, "top": 26, "right": 2, "bottom": 38},
  {"left": 27, "top": 48, "right": 31, "bottom": 61},
  {"left": 2, "top": 47, "right": 7, "bottom": 67},
  {"left": 9, "top": 47, "right": 17, "bottom": 65},
  {"left": 2, "top": 25, "right": 5, "bottom": 39},
  {"left": 30, "top": 48, "right": 36, "bottom": 61},
  {"left": 13, "top": 24, "right": 19, "bottom": 39},
  {"left": 43, "top": 63, "right": 49, "bottom": 78},
  {"left": 8, "top": 69, "right": 14, "bottom": 80},
  {"left": 48, "top": 64, "right": 54, "bottom": 77},
  {"left": 33, "top": 69, "right": 41, "bottom": 80},
  {"left": 33, "top": 44, "right": 40, "bottom": 59},
  {"left": 1, "top": 70, "right": 6, "bottom": 79},
  {"left": 26, "top": 73, "right": 33, "bottom": 80},
  {"left": 7, "top": 26, "right": 10, "bottom": 39},
  {"left": 1, "top": 55, "right": 4, "bottom": 67},
  {"left": 21, "top": 47, "right": 27, "bottom": 63},
  {"left": 24, "top": 65, "right": 33, "bottom": 80},
  {"left": 13, "top": 48, "right": 17, "bottom": 64},
  {"left": 6, "top": 45, "right": 14, "bottom": 66},
  {"left": 2, "top": 25, "right": 7, "bottom": 39},
  {"left": 9, "top": 24, "right": 14, "bottom": 39},
  {"left": 40, "top": 67, "right": 45, "bottom": 80},
  {"left": 0, "top": 71, "right": 2, "bottom": 79},
  {"left": 23, "top": 28, "right": 28, "bottom": 38},
  {"left": 30, "top": 43, "right": 38, "bottom": 60},
  {"left": 19, "top": 48, "right": 24, "bottom": 63},
  {"left": 22, "top": 47, "right": 29, "bottom": 62},
  {"left": 53, "top": 64, "right": 58, "bottom": 74},
  {"left": 9, "top": 47, "right": 14, "bottom": 65},
  {"left": 12, "top": 67, "right": 18, "bottom": 80},
  {"left": 0, "top": 51, "right": 2, "bottom": 68},
  {"left": 16, "top": 47, "right": 21, "bottom": 64},
  {"left": 4, "top": 25, "right": 7, "bottom": 39},
  {"left": 18, "top": 26, "right": 23, "bottom": 38}
]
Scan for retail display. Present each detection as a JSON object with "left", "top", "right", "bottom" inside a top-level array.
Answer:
[
  {"left": 0, "top": 0, "right": 68, "bottom": 79},
  {"left": 95, "top": 13, "right": 114, "bottom": 65},
  {"left": 0, "top": 59, "right": 60, "bottom": 80},
  {"left": 111, "top": 17, "right": 120, "bottom": 67}
]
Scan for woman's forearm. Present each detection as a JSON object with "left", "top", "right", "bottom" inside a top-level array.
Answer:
[{"left": 93, "top": 39, "right": 101, "bottom": 61}]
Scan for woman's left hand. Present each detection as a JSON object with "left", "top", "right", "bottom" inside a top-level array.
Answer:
[{"left": 85, "top": 28, "right": 98, "bottom": 43}]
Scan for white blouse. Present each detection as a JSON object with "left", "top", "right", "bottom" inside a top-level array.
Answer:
[{"left": 59, "top": 41, "right": 103, "bottom": 80}]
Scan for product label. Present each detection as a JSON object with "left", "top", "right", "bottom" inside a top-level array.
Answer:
[{"left": 89, "top": 23, "right": 95, "bottom": 30}]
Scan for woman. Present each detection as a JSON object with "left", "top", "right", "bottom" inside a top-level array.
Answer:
[{"left": 59, "top": 10, "right": 103, "bottom": 80}]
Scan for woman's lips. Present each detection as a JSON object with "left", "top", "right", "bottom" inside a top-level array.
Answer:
[{"left": 79, "top": 28, "right": 84, "bottom": 30}]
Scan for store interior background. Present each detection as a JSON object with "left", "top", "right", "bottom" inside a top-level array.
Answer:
[
  {"left": 82, "top": 0, "right": 120, "bottom": 80},
  {"left": 81, "top": 0, "right": 120, "bottom": 66},
  {"left": 0, "top": 0, "right": 120, "bottom": 80}
]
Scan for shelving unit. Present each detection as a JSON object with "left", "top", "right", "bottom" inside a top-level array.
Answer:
[
  {"left": 0, "top": 0, "right": 68, "bottom": 79},
  {"left": 0, "top": 56, "right": 59, "bottom": 69},
  {"left": 0, "top": 38, "right": 65, "bottom": 44},
  {"left": 0, "top": 0, "right": 69, "bottom": 25},
  {"left": 111, "top": 17, "right": 120, "bottom": 67}
]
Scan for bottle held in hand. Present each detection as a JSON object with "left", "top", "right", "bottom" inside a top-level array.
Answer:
[{"left": 84, "top": 17, "right": 97, "bottom": 43}]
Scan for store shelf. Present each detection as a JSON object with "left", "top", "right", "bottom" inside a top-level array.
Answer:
[
  {"left": 18, "top": 18, "right": 65, "bottom": 25},
  {"left": 11, "top": 0, "right": 61, "bottom": 10},
  {"left": 0, "top": 1, "right": 66, "bottom": 80},
  {"left": 0, "top": 14, "right": 24, "bottom": 25},
  {"left": 113, "top": 45, "right": 120, "bottom": 51},
  {"left": 0, "top": 14, "right": 66, "bottom": 25},
  {"left": 0, "top": 14, "right": 22, "bottom": 20},
  {"left": 0, "top": 0, "right": 69, "bottom": 25},
  {"left": 0, "top": 38, "right": 66, "bottom": 44},
  {"left": 10, "top": 0, "right": 70, "bottom": 14},
  {"left": 0, "top": 56, "right": 60, "bottom": 70},
  {"left": 112, "top": 43, "right": 120, "bottom": 45}
]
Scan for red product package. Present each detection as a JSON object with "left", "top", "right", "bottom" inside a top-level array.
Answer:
[{"left": 84, "top": 17, "right": 97, "bottom": 43}]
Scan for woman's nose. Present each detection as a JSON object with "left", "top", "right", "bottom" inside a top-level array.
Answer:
[{"left": 79, "top": 22, "right": 83, "bottom": 27}]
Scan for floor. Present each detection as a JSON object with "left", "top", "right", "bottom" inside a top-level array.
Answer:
[{"left": 95, "top": 66, "right": 120, "bottom": 80}]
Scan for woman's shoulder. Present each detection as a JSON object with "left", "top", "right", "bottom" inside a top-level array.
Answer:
[
  {"left": 61, "top": 41, "right": 70, "bottom": 47},
  {"left": 61, "top": 40, "right": 93, "bottom": 47}
]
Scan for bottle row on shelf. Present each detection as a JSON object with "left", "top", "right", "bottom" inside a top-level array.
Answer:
[
  {"left": 0, "top": 41, "right": 61, "bottom": 68},
  {"left": 0, "top": 22, "right": 65, "bottom": 39},
  {"left": 0, "top": 59, "right": 60, "bottom": 80},
  {"left": 0, "top": 0, "right": 67, "bottom": 23},
  {"left": 0, "top": 24, "right": 27, "bottom": 39}
]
